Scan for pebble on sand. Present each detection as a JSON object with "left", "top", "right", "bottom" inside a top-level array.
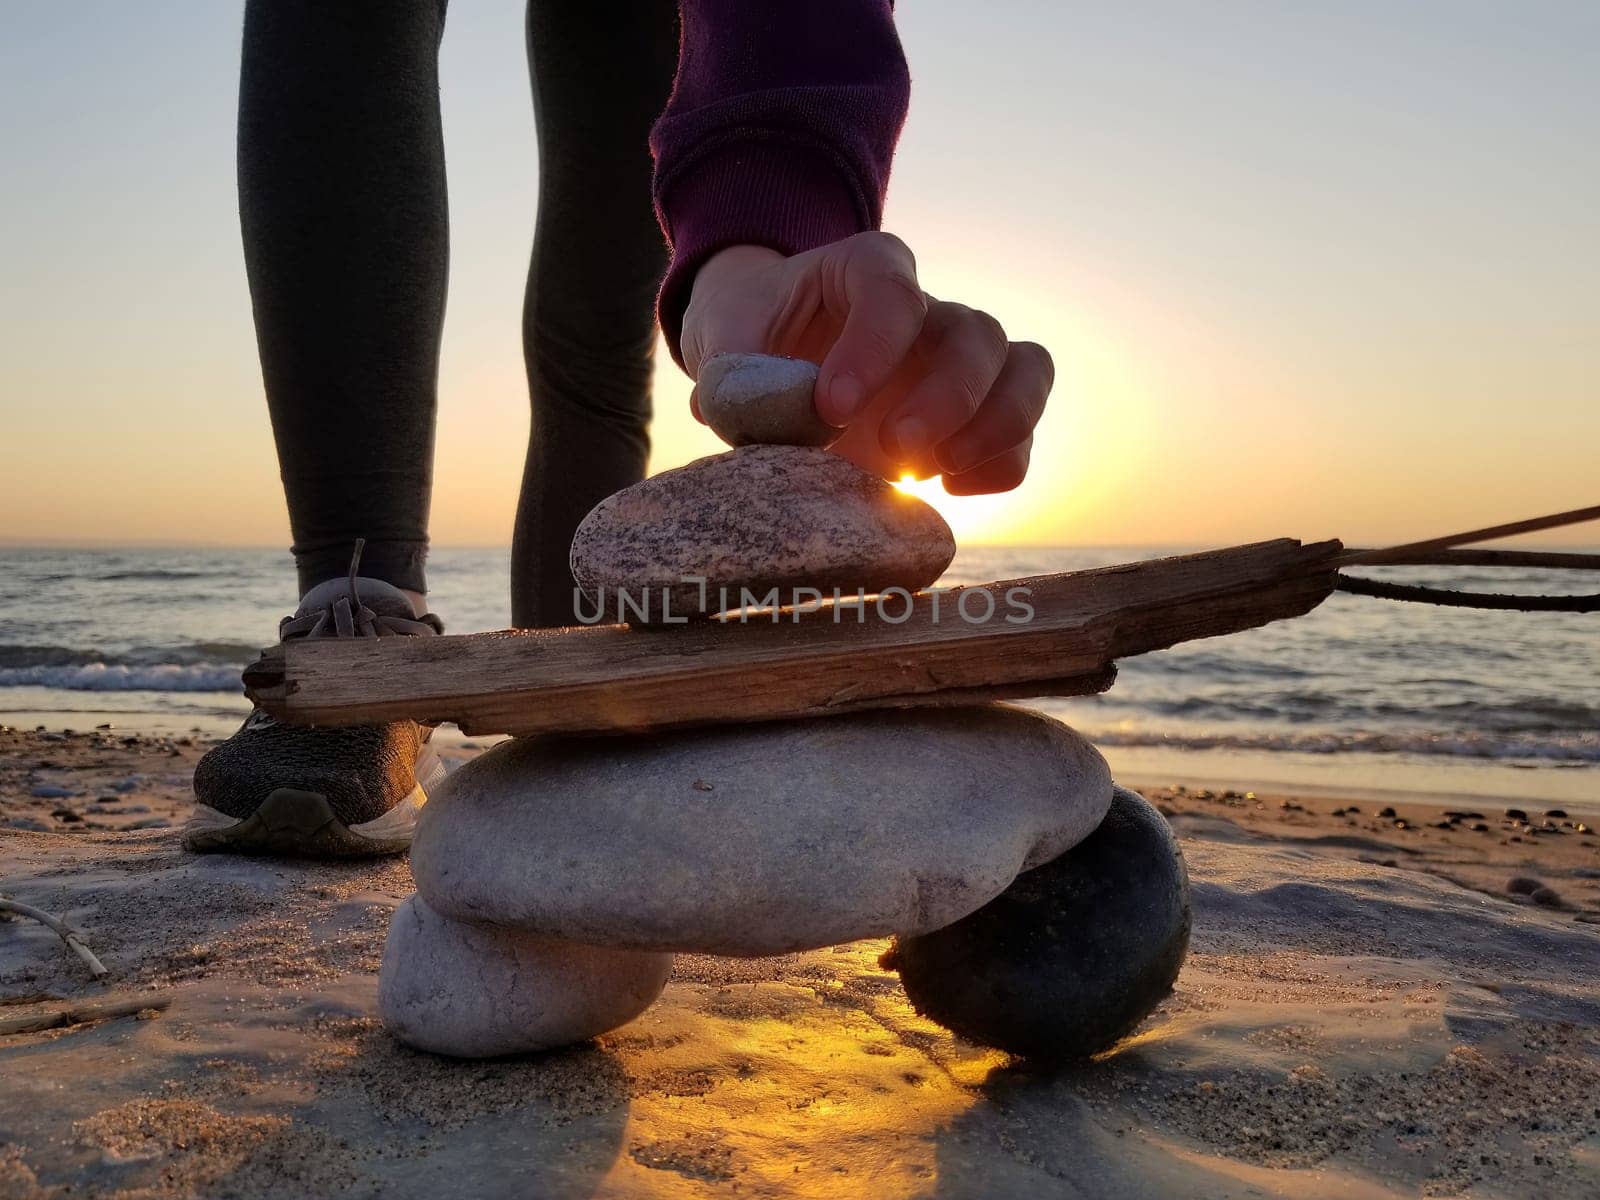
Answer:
[{"left": 1528, "top": 886, "right": 1567, "bottom": 909}]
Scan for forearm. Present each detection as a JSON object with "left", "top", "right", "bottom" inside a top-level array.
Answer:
[{"left": 650, "top": 0, "right": 910, "bottom": 363}]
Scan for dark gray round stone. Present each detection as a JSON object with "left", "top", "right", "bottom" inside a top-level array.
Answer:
[{"left": 885, "top": 786, "right": 1190, "bottom": 1060}]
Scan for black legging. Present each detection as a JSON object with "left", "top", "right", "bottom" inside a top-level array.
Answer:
[{"left": 238, "top": 0, "right": 677, "bottom": 628}]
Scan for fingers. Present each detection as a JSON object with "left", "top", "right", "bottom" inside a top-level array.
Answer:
[
  {"left": 943, "top": 438, "right": 1033, "bottom": 495},
  {"left": 679, "top": 231, "right": 1049, "bottom": 498},
  {"left": 815, "top": 233, "right": 929, "bottom": 426},
  {"left": 879, "top": 303, "right": 1011, "bottom": 473},
  {"left": 933, "top": 341, "right": 1054, "bottom": 487}
]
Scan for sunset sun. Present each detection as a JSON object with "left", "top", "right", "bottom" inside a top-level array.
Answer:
[{"left": 891, "top": 472, "right": 1019, "bottom": 544}]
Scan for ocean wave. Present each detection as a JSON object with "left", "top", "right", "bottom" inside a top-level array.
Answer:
[
  {"left": 1080, "top": 726, "right": 1600, "bottom": 763},
  {"left": 122, "top": 642, "right": 263, "bottom": 666},
  {"left": 1087, "top": 687, "right": 1600, "bottom": 734},
  {"left": 0, "top": 644, "right": 109, "bottom": 669},
  {"left": 0, "top": 642, "right": 262, "bottom": 670},
  {"left": 1119, "top": 651, "right": 1314, "bottom": 680},
  {"left": 0, "top": 663, "right": 241, "bottom": 693},
  {"left": 94, "top": 569, "right": 219, "bottom": 581}
]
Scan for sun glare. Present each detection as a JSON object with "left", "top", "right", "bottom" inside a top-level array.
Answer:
[{"left": 891, "top": 473, "right": 1018, "bottom": 544}]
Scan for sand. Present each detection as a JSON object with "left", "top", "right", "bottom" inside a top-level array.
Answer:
[{"left": 2, "top": 726, "right": 1598, "bottom": 1199}]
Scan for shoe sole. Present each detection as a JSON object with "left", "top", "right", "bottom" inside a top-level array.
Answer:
[
  {"left": 183, "top": 784, "right": 426, "bottom": 857},
  {"left": 183, "top": 742, "right": 445, "bottom": 858}
]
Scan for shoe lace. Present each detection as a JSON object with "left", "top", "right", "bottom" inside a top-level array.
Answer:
[{"left": 277, "top": 538, "right": 444, "bottom": 641}]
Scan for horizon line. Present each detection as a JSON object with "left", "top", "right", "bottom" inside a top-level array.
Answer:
[{"left": 4, "top": 537, "right": 1599, "bottom": 553}]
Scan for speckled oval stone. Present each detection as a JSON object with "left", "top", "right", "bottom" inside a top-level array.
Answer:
[
  {"left": 569, "top": 445, "right": 955, "bottom": 623},
  {"left": 409, "top": 706, "right": 1115, "bottom": 956},
  {"left": 695, "top": 353, "right": 838, "bottom": 448}
]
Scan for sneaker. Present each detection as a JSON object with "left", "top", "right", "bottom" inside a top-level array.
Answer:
[{"left": 185, "top": 573, "right": 446, "bottom": 857}]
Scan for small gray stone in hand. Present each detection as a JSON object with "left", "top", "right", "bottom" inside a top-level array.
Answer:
[{"left": 696, "top": 353, "right": 839, "bottom": 448}]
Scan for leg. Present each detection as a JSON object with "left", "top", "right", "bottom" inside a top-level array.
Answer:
[
  {"left": 239, "top": 0, "right": 449, "bottom": 600},
  {"left": 513, "top": 0, "right": 679, "bottom": 628},
  {"left": 196, "top": 0, "right": 451, "bottom": 860}
]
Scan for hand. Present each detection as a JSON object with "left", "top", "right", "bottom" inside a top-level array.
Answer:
[{"left": 680, "top": 234, "right": 1053, "bottom": 494}]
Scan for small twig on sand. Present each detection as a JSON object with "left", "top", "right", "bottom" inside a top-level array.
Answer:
[
  {"left": 0, "top": 995, "right": 170, "bottom": 1038},
  {"left": 0, "top": 897, "right": 109, "bottom": 981}
]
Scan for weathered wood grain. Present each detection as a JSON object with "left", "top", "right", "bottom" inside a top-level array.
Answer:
[{"left": 247, "top": 539, "right": 1341, "bottom": 737}]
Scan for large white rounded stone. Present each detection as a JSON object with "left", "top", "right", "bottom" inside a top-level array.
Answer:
[
  {"left": 411, "top": 706, "right": 1113, "bottom": 956},
  {"left": 378, "top": 896, "right": 672, "bottom": 1058}
]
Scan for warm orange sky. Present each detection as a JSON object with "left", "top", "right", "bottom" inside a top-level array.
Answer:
[{"left": 2, "top": 2, "right": 1596, "bottom": 550}]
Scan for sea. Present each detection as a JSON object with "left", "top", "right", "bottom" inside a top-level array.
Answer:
[{"left": 2, "top": 547, "right": 1596, "bottom": 811}]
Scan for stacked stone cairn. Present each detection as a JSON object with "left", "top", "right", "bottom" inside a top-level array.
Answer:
[{"left": 379, "top": 353, "right": 1192, "bottom": 1061}]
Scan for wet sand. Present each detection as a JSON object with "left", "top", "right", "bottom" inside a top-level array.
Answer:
[{"left": 2, "top": 727, "right": 1598, "bottom": 1198}]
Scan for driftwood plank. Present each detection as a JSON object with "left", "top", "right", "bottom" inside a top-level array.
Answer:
[{"left": 247, "top": 539, "right": 1342, "bottom": 737}]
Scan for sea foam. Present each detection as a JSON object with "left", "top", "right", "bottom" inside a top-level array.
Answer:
[{"left": 0, "top": 663, "right": 241, "bottom": 693}]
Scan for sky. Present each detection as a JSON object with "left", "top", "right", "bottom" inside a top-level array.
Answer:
[{"left": 1, "top": 1, "right": 1596, "bottom": 551}]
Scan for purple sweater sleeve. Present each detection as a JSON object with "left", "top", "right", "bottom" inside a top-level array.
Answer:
[{"left": 650, "top": 0, "right": 911, "bottom": 364}]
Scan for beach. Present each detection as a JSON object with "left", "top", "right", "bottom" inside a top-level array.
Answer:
[
  {"left": 8, "top": 0, "right": 1597, "bottom": 1192},
  {"left": 3, "top": 725, "right": 1597, "bottom": 1199}
]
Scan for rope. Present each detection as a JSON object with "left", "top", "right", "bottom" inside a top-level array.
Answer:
[
  {"left": 1339, "top": 548, "right": 1600, "bottom": 570},
  {"left": 1334, "top": 574, "right": 1600, "bottom": 612},
  {"left": 1332, "top": 502, "right": 1600, "bottom": 612}
]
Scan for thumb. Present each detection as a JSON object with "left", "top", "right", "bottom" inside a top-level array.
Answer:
[
  {"left": 816, "top": 233, "right": 929, "bottom": 426},
  {"left": 680, "top": 245, "right": 788, "bottom": 382}
]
